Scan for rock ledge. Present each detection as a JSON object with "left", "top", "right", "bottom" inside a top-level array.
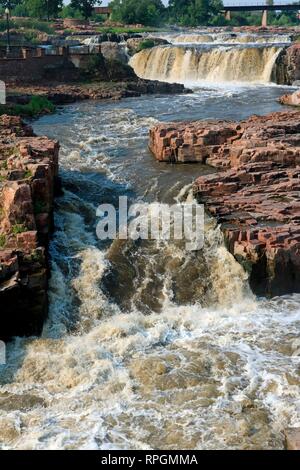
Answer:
[
  {"left": 0, "top": 115, "right": 59, "bottom": 339},
  {"left": 149, "top": 111, "right": 300, "bottom": 296}
]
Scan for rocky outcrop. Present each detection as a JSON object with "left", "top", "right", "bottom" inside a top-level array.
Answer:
[
  {"left": 100, "top": 42, "right": 128, "bottom": 64},
  {"left": 274, "top": 44, "right": 300, "bottom": 85},
  {"left": 149, "top": 111, "right": 300, "bottom": 297},
  {"left": 0, "top": 115, "right": 59, "bottom": 339},
  {"left": 8, "top": 78, "right": 189, "bottom": 107},
  {"left": 126, "top": 37, "right": 169, "bottom": 55},
  {"left": 279, "top": 88, "right": 300, "bottom": 106}
]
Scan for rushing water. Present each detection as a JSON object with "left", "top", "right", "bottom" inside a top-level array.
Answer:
[
  {"left": 0, "top": 33, "right": 300, "bottom": 450},
  {"left": 130, "top": 31, "right": 291, "bottom": 85}
]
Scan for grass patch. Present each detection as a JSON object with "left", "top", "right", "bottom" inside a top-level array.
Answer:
[
  {"left": 11, "top": 224, "right": 28, "bottom": 235},
  {"left": 0, "top": 96, "right": 55, "bottom": 118},
  {"left": 1, "top": 160, "right": 7, "bottom": 170},
  {"left": 0, "top": 18, "right": 54, "bottom": 34},
  {"left": 0, "top": 233, "right": 6, "bottom": 248},
  {"left": 24, "top": 170, "right": 32, "bottom": 179},
  {"left": 96, "top": 26, "right": 159, "bottom": 34},
  {"left": 136, "top": 39, "right": 156, "bottom": 52}
]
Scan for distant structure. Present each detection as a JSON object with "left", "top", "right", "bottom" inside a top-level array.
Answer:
[
  {"left": 222, "top": 2, "right": 300, "bottom": 26},
  {"left": 94, "top": 7, "right": 112, "bottom": 19}
]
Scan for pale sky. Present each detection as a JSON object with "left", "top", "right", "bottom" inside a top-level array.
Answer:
[{"left": 99, "top": 0, "right": 295, "bottom": 6}]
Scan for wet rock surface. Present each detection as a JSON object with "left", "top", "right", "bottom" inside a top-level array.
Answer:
[
  {"left": 9, "top": 79, "right": 188, "bottom": 106},
  {"left": 149, "top": 111, "right": 300, "bottom": 296},
  {"left": 0, "top": 115, "right": 59, "bottom": 339},
  {"left": 274, "top": 44, "right": 300, "bottom": 85}
]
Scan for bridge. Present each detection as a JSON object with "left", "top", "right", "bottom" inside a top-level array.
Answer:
[
  {"left": 222, "top": 2, "right": 300, "bottom": 26},
  {"left": 94, "top": 7, "right": 112, "bottom": 19}
]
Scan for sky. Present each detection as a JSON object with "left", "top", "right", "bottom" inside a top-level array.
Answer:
[{"left": 99, "top": 0, "right": 296, "bottom": 6}]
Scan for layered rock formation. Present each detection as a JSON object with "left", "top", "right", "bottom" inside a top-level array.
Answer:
[
  {"left": 8, "top": 79, "right": 188, "bottom": 107},
  {"left": 0, "top": 115, "right": 59, "bottom": 339},
  {"left": 149, "top": 111, "right": 300, "bottom": 296},
  {"left": 274, "top": 44, "right": 300, "bottom": 85},
  {"left": 126, "top": 37, "right": 169, "bottom": 55}
]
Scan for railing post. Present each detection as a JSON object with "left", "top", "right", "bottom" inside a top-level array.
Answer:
[
  {"left": 225, "top": 10, "right": 231, "bottom": 21},
  {"left": 262, "top": 9, "right": 268, "bottom": 27}
]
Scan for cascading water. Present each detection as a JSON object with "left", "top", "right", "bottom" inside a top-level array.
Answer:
[
  {"left": 159, "top": 32, "right": 291, "bottom": 45},
  {"left": 0, "top": 33, "right": 299, "bottom": 450},
  {"left": 130, "top": 45, "right": 283, "bottom": 84}
]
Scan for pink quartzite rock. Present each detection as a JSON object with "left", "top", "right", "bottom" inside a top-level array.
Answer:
[
  {"left": 149, "top": 111, "right": 300, "bottom": 296},
  {"left": 279, "top": 89, "right": 300, "bottom": 107},
  {"left": 0, "top": 115, "right": 60, "bottom": 339}
]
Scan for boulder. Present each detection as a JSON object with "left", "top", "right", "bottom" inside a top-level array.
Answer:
[
  {"left": 100, "top": 42, "right": 128, "bottom": 64},
  {"left": 279, "top": 88, "right": 300, "bottom": 106}
]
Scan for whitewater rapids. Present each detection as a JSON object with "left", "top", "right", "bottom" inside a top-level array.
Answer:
[{"left": 0, "top": 33, "right": 299, "bottom": 449}]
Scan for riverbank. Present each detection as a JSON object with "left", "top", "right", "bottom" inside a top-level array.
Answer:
[
  {"left": 6, "top": 79, "right": 189, "bottom": 108},
  {"left": 0, "top": 115, "right": 59, "bottom": 340},
  {"left": 0, "top": 83, "right": 299, "bottom": 449}
]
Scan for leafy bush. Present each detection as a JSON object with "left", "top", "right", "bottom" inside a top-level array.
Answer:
[
  {"left": 0, "top": 96, "right": 55, "bottom": 117},
  {"left": 137, "top": 39, "right": 156, "bottom": 51},
  {"left": 11, "top": 224, "right": 28, "bottom": 235},
  {"left": 0, "top": 18, "right": 54, "bottom": 34}
]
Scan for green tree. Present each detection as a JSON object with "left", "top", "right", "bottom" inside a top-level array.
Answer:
[
  {"left": 110, "top": 0, "right": 165, "bottom": 26},
  {"left": 0, "top": 0, "right": 21, "bottom": 11},
  {"left": 60, "top": 4, "right": 84, "bottom": 19},
  {"left": 168, "top": 0, "right": 223, "bottom": 26},
  {"left": 22, "top": 0, "right": 62, "bottom": 19},
  {"left": 70, "top": 0, "right": 100, "bottom": 20}
]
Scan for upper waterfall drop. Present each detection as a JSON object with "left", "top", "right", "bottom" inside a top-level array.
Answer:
[{"left": 129, "top": 44, "right": 283, "bottom": 85}]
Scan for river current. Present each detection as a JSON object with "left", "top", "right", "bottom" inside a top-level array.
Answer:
[{"left": 0, "top": 32, "right": 300, "bottom": 450}]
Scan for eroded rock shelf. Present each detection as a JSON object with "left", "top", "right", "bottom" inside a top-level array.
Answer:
[
  {"left": 0, "top": 115, "right": 59, "bottom": 339},
  {"left": 149, "top": 111, "right": 300, "bottom": 296}
]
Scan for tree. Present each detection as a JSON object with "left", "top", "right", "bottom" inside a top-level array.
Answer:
[
  {"left": 18, "top": 0, "right": 62, "bottom": 20},
  {"left": 70, "top": 0, "right": 100, "bottom": 20},
  {"left": 168, "top": 0, "right": 223, "bottom": 26},
  {"left": 110, "top": 0, "right": 165, "bottom": 26},
  {"left": 0, "top": 0, "right": 22, "bottom": 10}
]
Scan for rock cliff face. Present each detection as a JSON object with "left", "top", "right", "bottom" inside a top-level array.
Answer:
[
  {"left": 149, "top": 111, "right": 300, "bottom": 296},
  {"left": 0, "top": 115, "right": 59, "bottom": 339},
  {"left": 274, "top": 44, "right": 300, "bottom": 85}
]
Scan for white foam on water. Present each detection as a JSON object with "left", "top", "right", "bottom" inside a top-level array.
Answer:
[{"left": 0, "top": 51, "right": 299, "bottom": 449}]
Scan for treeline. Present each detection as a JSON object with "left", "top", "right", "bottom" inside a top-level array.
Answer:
[
  {"left": 0, "top": 0, "right": 299, "bottom": 26},
  {"left": 0, "top": 1, "right": 100, "bottom": 21}
]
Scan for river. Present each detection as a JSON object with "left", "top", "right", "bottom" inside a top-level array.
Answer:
[{"left": 0, "top": 31, "right": 299, "bottom": 450}]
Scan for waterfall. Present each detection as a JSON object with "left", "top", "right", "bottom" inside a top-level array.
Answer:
[
  {"left": 163, "top": 33, "right": 291, "bottom": 45},
  {"left": 129, "top": 45, "right": 283, "bottom": 84}
]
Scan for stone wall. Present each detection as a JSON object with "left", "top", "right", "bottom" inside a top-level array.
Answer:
[
  {"left": 0, "top": 51, "right": 81, "bottom": 83},
  {"left": 0, "top": 115, "right": 60, "bottom": 339}
]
